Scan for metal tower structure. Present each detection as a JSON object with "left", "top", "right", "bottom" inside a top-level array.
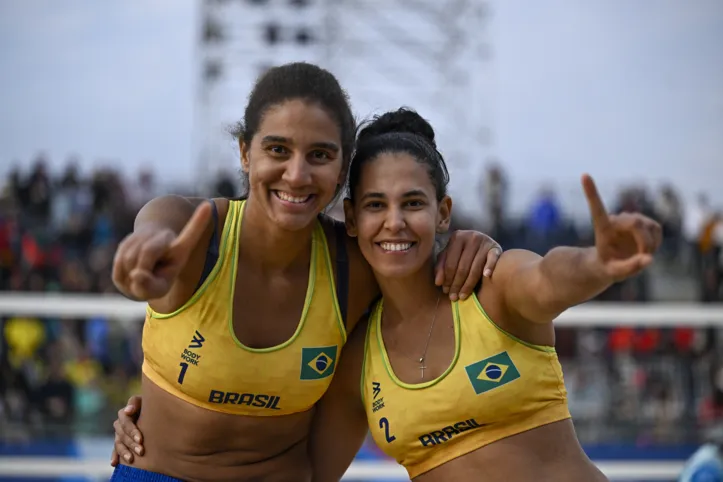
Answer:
[
  {"left": 194, "top": 0, "right": 495, "bottom": 205},
  {"left": 326, "top": 0, "right": 495, "bottom": 208},
  {"left": 193, "top": 0, "right": 332, "bottom": 191}
]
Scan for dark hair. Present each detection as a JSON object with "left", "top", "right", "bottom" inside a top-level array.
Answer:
[
  {"left": 232, "top": 62, "right": 356, "bottom": 200},
  {"left": 348, "top": 108, "right": 449, "bottom": 202}
]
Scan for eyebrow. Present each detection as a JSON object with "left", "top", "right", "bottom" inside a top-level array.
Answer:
[
  {"left": 360, "top": 192, "right": 385, "bottom": 202},
  {"left": 261, "top": 135, "right": 340, "bottom": 152},
  {"left": 360, "top": 189, "right": 429, "bottom": 202},
  {"left": 402, "top": 189, "right": 428, "bottom": 198}
]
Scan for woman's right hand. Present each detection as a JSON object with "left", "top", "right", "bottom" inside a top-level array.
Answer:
[
  {"left": 111, "top": 395, "right": 145, "bottom": 466},
  {"left": 112, "top": 202, "right": 211, "bottom": 300}
]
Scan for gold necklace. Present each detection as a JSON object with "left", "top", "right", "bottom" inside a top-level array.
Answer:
[{"left": 416, "top": 294, "right": 441, "bottom": 380}]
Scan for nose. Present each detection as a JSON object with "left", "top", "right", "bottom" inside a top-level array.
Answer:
[
  {"left": 383, "top": 206, "right": 406, "bottom": 233},
  {"left": 282, "top": 153, "right": 312, "bottom": 188}
]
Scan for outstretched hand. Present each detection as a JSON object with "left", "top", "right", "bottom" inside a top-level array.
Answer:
[
  {"left": 582, "top": 174, "right": 662, "bottom": 281},
  {"left": 112, "top": 202, "right": 212, "bottom": 300}
]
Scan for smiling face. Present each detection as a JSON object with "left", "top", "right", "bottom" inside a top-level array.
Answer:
[
  {"left": 242, "top": 99, "right": 345, "bottom": 232},
  {"left": 345, "top": 152, "right": 452, "bottom": 279}
]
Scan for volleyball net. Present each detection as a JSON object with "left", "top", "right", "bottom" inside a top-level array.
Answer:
[{"left": 1, "top": 293, "right": 722, "bottom": 481}]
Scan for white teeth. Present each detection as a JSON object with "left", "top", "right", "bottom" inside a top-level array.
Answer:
[
  {"left": 380, "top": 242, "right": 413, "bottom": 252},
  {"left": 276, "top": 191, "right": 310, "bottom": 203}
]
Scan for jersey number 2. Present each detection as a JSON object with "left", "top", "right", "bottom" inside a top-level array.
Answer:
[
  {"left": 178, "top": 362, "right": 189, "bottom": 384},
  {"left": 379, "top": 417, "right": 396, "bottom": 443}
]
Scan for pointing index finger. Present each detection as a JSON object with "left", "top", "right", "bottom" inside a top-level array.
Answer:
[{"left": 582, "top": 174, "right": 610, "bottom": 229}]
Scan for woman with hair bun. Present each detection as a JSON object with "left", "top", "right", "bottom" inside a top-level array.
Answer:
[{"left": 309, "top": 108, "right": 662, "bottom": 482}]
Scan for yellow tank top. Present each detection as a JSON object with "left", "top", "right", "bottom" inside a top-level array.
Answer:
[
  {"left": 142, "top": 200, "right": 347, "bottom": 416},
  {"left": 362, "top": 295, "right": 570, "bottom": 478}
]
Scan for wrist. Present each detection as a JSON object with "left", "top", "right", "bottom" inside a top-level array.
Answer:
[{"left": 582, "top": 248, "right": 614, "bottom": 284}]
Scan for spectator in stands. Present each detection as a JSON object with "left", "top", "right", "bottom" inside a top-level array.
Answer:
[
  {"left": 654, "top": 184, "right": 683, "bottom": 262},
  {"left": 699, "top": 211, "right": 723, "bottom": 302},
  {"left": 213, "top": 171, "right": 238, "bottom": 198},
  {"left": 478, "top": 160, "right": 507, "bottom": 240},
  {"left": 700, "top": 362, "right": 723, "bottom": 424},
  {"left": 0, "top": 355, "right": 33, "bottom": 440},
  {"left": 37, "top": 342, "right": 75, "bottom": 430},
  {"left": 23, "top": 154, "right": 53, "bottom": 227},
  {"left": 684, "top": 193, "right": 711, "bottom": 274},
  {"left": 526, "top": 186, "right": 562, "bottom": 254}
]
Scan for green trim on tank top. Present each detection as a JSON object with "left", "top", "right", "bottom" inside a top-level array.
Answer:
[{"left": 226, "top": 200, "right": 318, "bottom": 353}]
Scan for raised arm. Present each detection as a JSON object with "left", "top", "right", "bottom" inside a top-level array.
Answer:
[
  {"left": 112, "top": 195, "right": 215, "bottom": 312},
  {"left": 309, "top": 318, "right": 369, "bottom": 482},
  {"left": 489, "top": 175, "right": 661, "bottom": 324}
]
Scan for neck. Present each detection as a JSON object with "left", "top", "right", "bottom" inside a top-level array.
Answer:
[
  {"left": 238, "top": 196, "right": 315, "bottom": 270},
  {"left": 376, "top": 263, "right": 443, "bottom": 325}
]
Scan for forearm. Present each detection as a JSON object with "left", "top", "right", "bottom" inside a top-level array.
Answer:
[
  {"left": 536, "top": 246, "right": 612, "bottom": 313},
  {"left": 309, "top": 399, "right": 368, "bottom": 482}
]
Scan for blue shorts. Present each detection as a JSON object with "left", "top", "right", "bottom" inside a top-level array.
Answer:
[{"left": 110, "top": 465, "right": 184, "bottom": 482}]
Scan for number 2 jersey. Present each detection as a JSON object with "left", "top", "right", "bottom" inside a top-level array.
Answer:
[{"left": 361, "top": 295, "right": 571, "bottom": 478}]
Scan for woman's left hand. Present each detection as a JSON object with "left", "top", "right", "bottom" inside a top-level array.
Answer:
[
  {"left": 583, "top": 174, "right": 662, "bottom": 281},
  {"left": 435, "top": 231, "right": 503, "bottom": 301}
]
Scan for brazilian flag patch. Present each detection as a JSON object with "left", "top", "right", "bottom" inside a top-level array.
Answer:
[
  {"left": 300, "top": 345, "right": 338, "bottom": 380},
  {"left": 464, "top": 351, "right": 520, "bottom": 395}
]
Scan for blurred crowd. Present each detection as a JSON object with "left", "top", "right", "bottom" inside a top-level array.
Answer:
[{"left": 0, "top": 155, "right": 722, "bottom": 446}]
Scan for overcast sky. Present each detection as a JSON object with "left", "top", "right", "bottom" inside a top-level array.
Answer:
[{"left": 1, "top": 0, "right": 721, "bottom": 215}]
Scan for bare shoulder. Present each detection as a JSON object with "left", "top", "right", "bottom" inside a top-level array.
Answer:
[
  {"left": 475, "top": 249, "right": 545, "bottom": 304},
  {"left": 476, "top": 249, "right": 541, "bottom": 293},
  {"left": 134, "top": 195, "right": 227, "bottom": 232},
  {"left": 134, "top": 195, "right": 195, "bottom": 230},
  {"left": 475, "top": 249, "right": 554, "bottom": 346},
  {"left": 493, "top": 249, "right": 542, "bottom": 273}
]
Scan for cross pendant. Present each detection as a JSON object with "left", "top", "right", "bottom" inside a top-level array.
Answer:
[{"left": 419, "top": 361, "right": 427, "bottom": 379}]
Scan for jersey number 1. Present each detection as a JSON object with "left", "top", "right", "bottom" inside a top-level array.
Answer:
[
  {"left": 178, "top": 362, "right": 189, "bottom": 384},
  {"left": 379, "top": 417, "right": 396, "bottom": 443}
]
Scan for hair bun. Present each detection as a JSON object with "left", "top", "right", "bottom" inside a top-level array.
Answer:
[{"left": 357, "top": 107, "right": 436, "bottom": 148}]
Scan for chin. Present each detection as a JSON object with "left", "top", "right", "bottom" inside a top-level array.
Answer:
[
  {"left": 371, "top": 261, "right": 423, "bottom": 280},
  {"left": 271, "top": 211, "right": 320, "bottom": 232}
]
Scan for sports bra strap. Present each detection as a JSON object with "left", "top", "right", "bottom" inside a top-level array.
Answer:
[
  {"left": 196, "top": 199, "right": 220, "bottom": 290},
  {"left": 334, "top": 222, "right": 349, "bottom": 328}
]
